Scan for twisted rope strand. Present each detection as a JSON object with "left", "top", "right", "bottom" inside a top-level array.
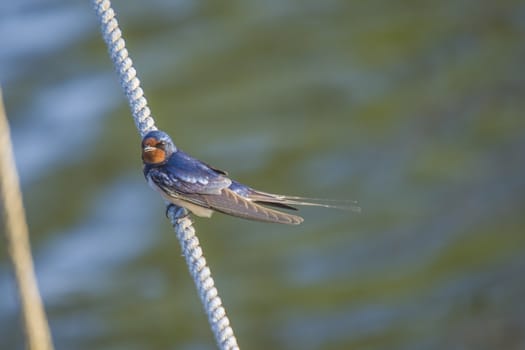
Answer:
[
  {"left": 93, "top": 0, "right": 156, "bottom": 137},
  {"left": 91, "top": 1, "right": 239, "bottom": 349},
  {"left": 169, "top": 207, "right": 239, "bottom": 350}
]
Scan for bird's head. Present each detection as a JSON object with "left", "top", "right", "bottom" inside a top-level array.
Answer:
[{"left": 141, "top": 130, "right": 176, "bottom": 165}]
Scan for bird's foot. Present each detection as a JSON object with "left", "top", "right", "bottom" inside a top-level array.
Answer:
[{"left": 165, "top": 204, "right": 190, "bottom": 221}]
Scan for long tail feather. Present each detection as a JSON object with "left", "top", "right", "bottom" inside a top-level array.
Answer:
[{"left": 248, "top": 191, "right": 362, "bottom": 213}]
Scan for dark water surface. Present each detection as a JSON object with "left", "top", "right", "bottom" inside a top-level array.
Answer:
[{"left": 1, "top": 1, "right": 524, "bottom": 349}]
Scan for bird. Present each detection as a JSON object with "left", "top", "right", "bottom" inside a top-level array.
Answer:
[{"left": 141, "top": 130, "right": 359, "bottom": 225}]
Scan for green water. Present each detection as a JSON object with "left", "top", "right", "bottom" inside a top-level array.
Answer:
[{"left": 1, "top": 0, "right": 524, "bottom": 349}]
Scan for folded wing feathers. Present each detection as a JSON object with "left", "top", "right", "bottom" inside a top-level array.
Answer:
[{"left": 203, "top": 189, "right": 304, "bottom": 225}]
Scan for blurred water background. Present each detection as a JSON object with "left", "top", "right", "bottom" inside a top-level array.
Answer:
[{"left": 1, "top": 0, "right": 524, "bottom": 349}]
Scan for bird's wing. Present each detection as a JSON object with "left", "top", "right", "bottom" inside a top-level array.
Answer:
[
  {"left": 148, "top": 166, "right": 303, "bottom": 224},
  {"left": 147, "top": 150, "right": 232, "bottom": 195},
  {"left": 181, "top": 188, "right": 304, "bottom": 225}
]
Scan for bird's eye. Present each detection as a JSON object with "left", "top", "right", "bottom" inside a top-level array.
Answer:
[{"left": 156, "top": 141, "right": 165, "bottom": 149}]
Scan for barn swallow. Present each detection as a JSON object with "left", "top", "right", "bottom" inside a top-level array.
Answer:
[{"left": 141, "top": 130, "right": 359, "bottom": 224}]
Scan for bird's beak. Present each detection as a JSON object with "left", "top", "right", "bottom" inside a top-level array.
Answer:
[{"left": 143, "top": 145, "right": 156, "bottom": 152}]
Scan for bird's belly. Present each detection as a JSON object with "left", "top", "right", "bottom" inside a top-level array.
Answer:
[{"left": 147, "top": 176, "right": 214, "bottom": 218}]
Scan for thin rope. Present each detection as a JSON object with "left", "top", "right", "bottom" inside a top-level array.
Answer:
[
  {"left": 91, "top": 1, "right": 240, "bottom": 349},
  {"left": 1, "top": 89, "right": 54, "bottom": 350}
]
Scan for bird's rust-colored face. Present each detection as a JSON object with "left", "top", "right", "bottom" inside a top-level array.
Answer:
[{"left": 142, "top": 137, "right": 167, "bottom": 164}]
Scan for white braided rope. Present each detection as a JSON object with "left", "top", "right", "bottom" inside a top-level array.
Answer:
[
  {"left": 168, "top": 207, "right": 239, "bottom": 350},
  {"left": 93, "top": 0, "right": 156, "bottom": 137},
  {"left": 91, "top": 1, "right": 240, "bottom": 349}
]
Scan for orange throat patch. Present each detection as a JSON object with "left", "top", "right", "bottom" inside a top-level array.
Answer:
[{"left": 142, "top": 148, "right": 166, "bottom": 164}]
